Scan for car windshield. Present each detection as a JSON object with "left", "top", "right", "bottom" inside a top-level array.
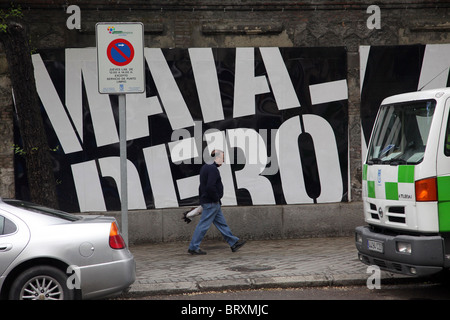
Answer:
[
  {"left": 367, "top": 99, "right": 436, "bottom": 165},
  {"left": 3, "top": 199, "right": 81, "bottom": 222}
]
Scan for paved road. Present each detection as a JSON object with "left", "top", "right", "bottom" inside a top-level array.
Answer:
[{"left": 126, "top": 236, "right": 413, "bottom": 297}]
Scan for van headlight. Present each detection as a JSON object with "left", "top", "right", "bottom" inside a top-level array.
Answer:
[
  {"left": 396, "top": 242, "right": 412, "bottom": 254},
  {"left": 355, "top": 232, "right": 363, "bottom": 244}
]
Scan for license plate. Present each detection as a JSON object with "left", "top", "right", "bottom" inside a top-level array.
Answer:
[{"left": 368, "top": 239, "right": 384, "bottom": 253}]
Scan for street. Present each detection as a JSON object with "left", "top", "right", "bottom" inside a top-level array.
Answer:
[
  {"left": 125, "top": 281, "right": 450, "bottom": 300},
  {"left": 116, "top": 282, "right": 450, "bottom": 318}
]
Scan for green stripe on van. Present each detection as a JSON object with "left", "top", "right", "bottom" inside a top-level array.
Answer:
[
  {"left": 367, "top": 180, "right": 375, "bottom": 198},
  {"left": 438, "top": 176, "right": 450, "bottom": 232},
  {"left": 439, "top": 202, "right": 450, "bottom": 232},
  {"left": 438, "top": 176, "right": 450, "bottom": 202},
  {"left": 385, "top": 182, "right": 398, "bottom": 200},
  {"left": 398, "top": 165, "right": 414, "bottom": 183},
  {"left": 362, "top": 164, "right": 368, "bottom": 181}
]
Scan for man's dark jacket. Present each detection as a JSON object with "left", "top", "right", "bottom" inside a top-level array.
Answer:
[{"left": 199, "top": 163, "right": 223, "bottom": 204}]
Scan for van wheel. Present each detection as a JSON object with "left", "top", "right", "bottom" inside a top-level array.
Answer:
[{"left": 8, "top": 265, "right": 74, "bottom": 300}]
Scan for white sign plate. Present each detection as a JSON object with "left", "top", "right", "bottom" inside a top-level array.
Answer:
[{"left": 96, "top": 22, "right": 145, "bottom": 94}]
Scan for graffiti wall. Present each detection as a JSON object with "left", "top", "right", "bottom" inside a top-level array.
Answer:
[{"left": 15, "top": 47, "right": 349, "bottom": 212}]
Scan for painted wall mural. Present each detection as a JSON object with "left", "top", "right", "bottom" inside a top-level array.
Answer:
[
  {"left": 15, "top": 47, "right": 349, "bottom": 212},
  {"left": 360, "top": 44, "right": 450, "bottom": 158}
]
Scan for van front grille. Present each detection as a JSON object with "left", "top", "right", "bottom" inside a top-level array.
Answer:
[
  {"left": 387, "top": 206, "right": 406, "bottom": 224},
  {"left": 367, "top": 202, "right": 407, "bottom": 225}
]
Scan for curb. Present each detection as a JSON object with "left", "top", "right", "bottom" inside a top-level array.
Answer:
[{"left": 123, "top": 272, "right": 420, "bottom": 297}]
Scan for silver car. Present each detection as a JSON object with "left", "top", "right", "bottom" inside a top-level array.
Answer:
[{"left": 0, "top": 198, "right": 135, "bottom": 300}]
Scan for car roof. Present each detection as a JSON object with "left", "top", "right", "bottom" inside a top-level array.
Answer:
[{"left": 0, "top": 198, "right": 81, "bottom": 227}]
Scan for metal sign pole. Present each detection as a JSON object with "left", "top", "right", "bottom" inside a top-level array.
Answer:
[
  {"left": 119, "top": 94, "right": 128, "bottom": 245},
  {"left": 96, "top": 22, "right": 144, "bottom": 246}
]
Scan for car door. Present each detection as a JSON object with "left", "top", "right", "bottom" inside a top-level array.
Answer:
[{"left": 0, "top": 212, "right": 30, "bottom": 276}]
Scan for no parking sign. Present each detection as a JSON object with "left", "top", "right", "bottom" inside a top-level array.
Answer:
[
  {"left": 96, "top": 22, "right": 145, "bottom": 94},
  {"left": 96, "top": 22, "right": 145, "bottom": 244}
]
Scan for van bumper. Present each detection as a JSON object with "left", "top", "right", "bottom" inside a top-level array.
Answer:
[{"left": 355, "top": 226, "right": 444, "bottom": 277}]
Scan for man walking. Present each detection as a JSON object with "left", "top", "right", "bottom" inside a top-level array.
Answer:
[{"left": 188, "top": 150, "right": 246, "bottom": 255}]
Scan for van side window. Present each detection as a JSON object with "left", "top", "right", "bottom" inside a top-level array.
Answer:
[{"left": 446, "top": 114, "right": 450, "bottom": 157}]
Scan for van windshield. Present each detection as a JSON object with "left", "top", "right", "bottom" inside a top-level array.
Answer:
[{"left": 367, "top": 99, "right": 436, "bottom": 165}]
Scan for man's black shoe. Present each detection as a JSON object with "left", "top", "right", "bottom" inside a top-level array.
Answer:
[
  {"left": 188, "top": 248, "right": 207, "bottom": 255},
  {"left": 231, "top": 240, "right": 247, "bottom": 252}
]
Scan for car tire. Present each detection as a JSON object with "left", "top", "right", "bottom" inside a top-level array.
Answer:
[{"left": 8, "top": 265, "right": 75, "bottom": 300}]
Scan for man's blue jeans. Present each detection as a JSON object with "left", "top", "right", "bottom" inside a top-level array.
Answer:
[{"left": 189, "top": 203, "right": 239, "bottom": 251}]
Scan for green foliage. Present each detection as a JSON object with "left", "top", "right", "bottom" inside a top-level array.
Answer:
[
  {"left": 12, "top": 144, "right": 26, "bottom": 156},
  {"left": 0, "top": 4, "right": 23, "bottom": 33},
  {"left": 13, "top": 144, "right": 60, "bottom": 156}
]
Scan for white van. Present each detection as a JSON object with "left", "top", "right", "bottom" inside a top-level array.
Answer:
[{"left": 355, "top": 88, "right": 450, "bottom": 276}]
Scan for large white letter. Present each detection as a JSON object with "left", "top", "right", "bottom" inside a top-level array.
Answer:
[
  {"left": 168, "top": 137, "right": 200, "bottom": 200},
  {"left": 126, "top": 93, "right": 163, "bottom": 140},
  {"left": 227, "top": 128, "right": 275, "bottom": 205},
  {"left": 145, "top": 48, "right": 194, "bottom": 130},
  {"left": 233, "top": 48, "right": 270, "bottom": 118},
  {"left": 302, "top": 114, "right": 343, "bottom": 203},
  {"left": 275, "top": 117, "right": 311, "bottom": 204},
  {"left": 189, "top": 48, "right": 224, "bottom": 123},
  {"left": 32, "top": 54, "right": 83, "bottom": 154},
  {"left": 65, "top": 49, "right": 118, "bottom": 147},
  {"left": 143, "top": 144, "right": 179, "bottom": 208},
  {"left": 71, "top": 161, "right": 106, "bottom": 212},
  {"left": 276, "top": 115, "right": 343, "bottom": 204},
  {"left": 418, "top": 44, "right": 450, "bottom": 90},
  {"left": 98, "top": 157, "right": 146, "bottom": 210},
  {"left": 260, "top": 47, "right": 300, "bottom": 110}
]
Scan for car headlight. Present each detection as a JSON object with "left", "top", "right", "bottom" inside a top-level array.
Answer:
[{"left": 396, "top": 241, "right": 412, "bottom": 254}]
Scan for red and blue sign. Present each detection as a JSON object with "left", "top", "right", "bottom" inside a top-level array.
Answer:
[
  {"left": 96, "top": 22, "right": 145, "bottom": 94},
  {"left": 107, "top": 39, "right": 135, "bottom": 66}
]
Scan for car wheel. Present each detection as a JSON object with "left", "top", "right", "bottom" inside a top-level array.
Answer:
[{"left": 9, "top": 265, "right": 75, "bottom": 300}]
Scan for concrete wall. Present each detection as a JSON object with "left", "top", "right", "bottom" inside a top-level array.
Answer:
[
  {"left": 93, "top": 202, "right": 364, "bottom": 244},
  {"left": 1, "top": 1, "right": 450, "bottom": 241}
]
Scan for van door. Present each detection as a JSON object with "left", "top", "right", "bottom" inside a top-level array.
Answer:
[{"left": 437, "top": 98, "right": 450, "bottom": 232}]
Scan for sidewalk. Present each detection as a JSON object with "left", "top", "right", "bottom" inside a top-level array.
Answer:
[{"left": 125, "top": 236, "right": 411, "bottom": 297}]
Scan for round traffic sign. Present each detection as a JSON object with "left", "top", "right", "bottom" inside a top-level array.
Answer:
[{"left": 106, "top": 39, "right": 135, "bottom": 66}]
